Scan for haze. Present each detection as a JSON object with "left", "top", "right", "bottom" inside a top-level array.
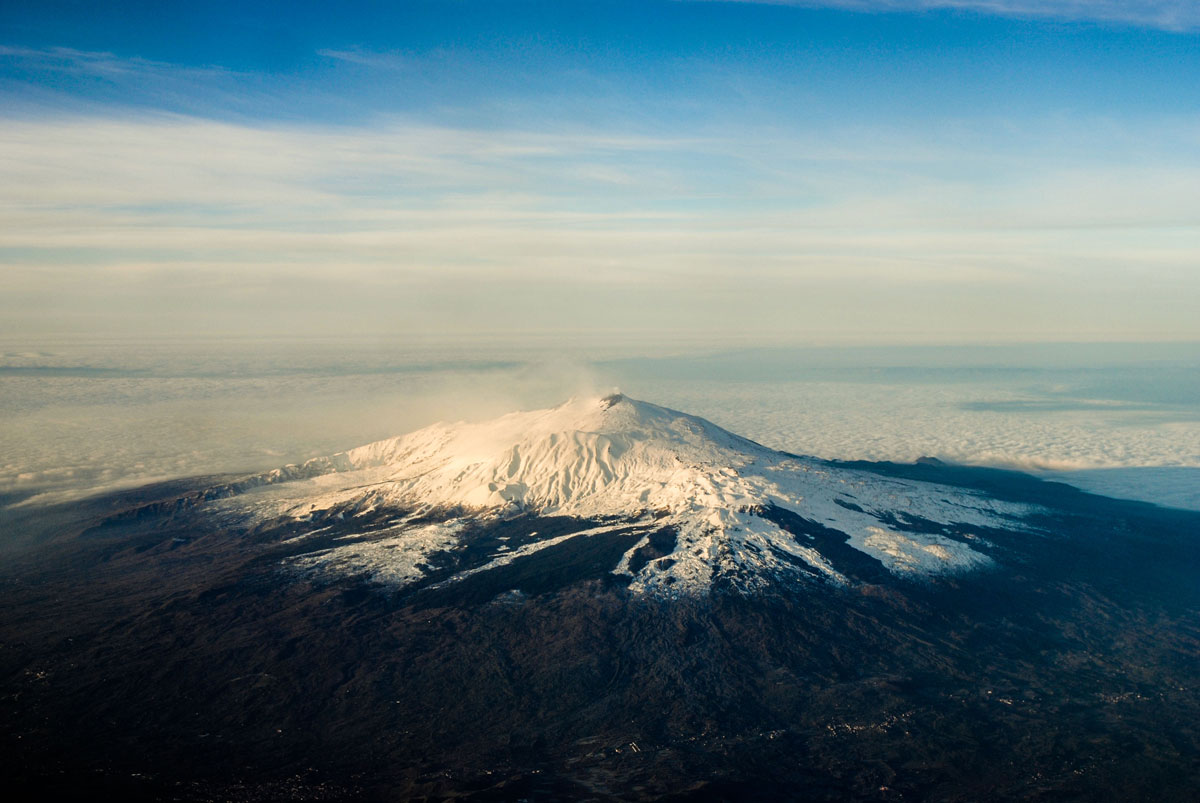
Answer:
[{"left": 1, "top": 2, "right": 1197, "bottom": 511}]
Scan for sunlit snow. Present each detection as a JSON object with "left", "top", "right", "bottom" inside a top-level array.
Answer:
[{"left": 220, "top": 395, "right": 1038, "bottom": 596}]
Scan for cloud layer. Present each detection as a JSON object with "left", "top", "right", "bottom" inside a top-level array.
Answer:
[
  {"left": 3, "top": 343, "right": 1197, "bottom": 511},
  {"left": 2, "top": 112, "right": 1198, "bottom": 341},
  {"left": 718, "top": 1, "right": 1200, "bottom": 31}
]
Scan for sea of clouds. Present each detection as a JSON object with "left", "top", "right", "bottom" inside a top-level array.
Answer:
[{"left": 2, "top": 339, "right": 1197, "bottom": 511}]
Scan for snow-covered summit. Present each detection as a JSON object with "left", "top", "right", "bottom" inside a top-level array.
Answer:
[
  {"left": 334, "top": 393, "right": 770, "bottom": 518},
  {"left": 227, "top": 395, "right": 1040, "bottom": 596}
]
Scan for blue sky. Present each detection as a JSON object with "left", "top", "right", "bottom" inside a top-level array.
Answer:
[
  {"left": 4, "top": 1, "right": 1198, "bottom": 123},
  {"left": 1, "top": 1, "right": 1198, "bottom": 343}
]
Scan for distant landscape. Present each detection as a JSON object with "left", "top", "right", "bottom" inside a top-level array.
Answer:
[{"left": 2, "top": 1, "right": 1198, "bottom": 800}]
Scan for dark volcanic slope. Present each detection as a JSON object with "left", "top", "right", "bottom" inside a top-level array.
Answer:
[{"left": 1, "top": 465, "right": 1198, "bottom": 802}]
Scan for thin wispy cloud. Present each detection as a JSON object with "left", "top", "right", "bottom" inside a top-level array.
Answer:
[
  {"left": 709, "top": 1, "right": 1200, "bottom": 30},
  {"left": 316, "top": 48, "right": 411, "bottom": 70},
  {"left": 0, "top": 45, "right": 234, "bottom": 81}
]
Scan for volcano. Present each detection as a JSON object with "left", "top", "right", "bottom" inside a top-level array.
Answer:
[
  {"left": 210, "top": 394, "right": 1034, "bottom": 597},
  {"left": 2, "top": 396, "right": 1198, "bottom": 801}
]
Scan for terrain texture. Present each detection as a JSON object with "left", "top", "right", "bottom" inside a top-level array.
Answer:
[{"left": 1, "top": 396, "right": 1197, "bottom": 800}]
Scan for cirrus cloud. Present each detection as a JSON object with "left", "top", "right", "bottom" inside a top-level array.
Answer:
[{"left": 704, "top": 1, "right": 1200, "bottom": 31}]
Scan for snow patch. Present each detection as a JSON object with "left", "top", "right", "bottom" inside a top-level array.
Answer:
[
  {"left": 861, "top": 526, "right": 993, "bottom": 575},
  {"left": 286, "top": 521, "right": 463, "bottom": 587}
]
